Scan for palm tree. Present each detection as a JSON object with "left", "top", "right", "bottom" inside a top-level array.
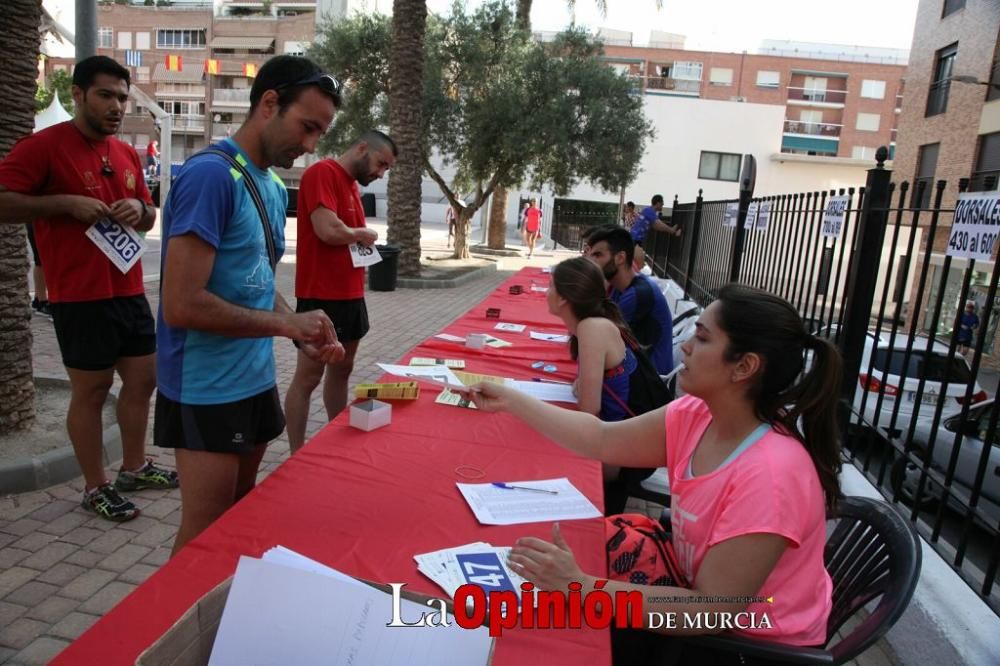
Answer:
[
  {"left": 0, "top": 0, "right": 42, "bottom": 434},
  {"left": 486, "top": 0, "right": 662, "bottom": 251},
  {"left": 385, "top": 0, "right": 427, "bottom": 276}
]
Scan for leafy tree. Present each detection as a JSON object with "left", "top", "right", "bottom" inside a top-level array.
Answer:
[
  {"left": 313, "top": 0, "right": 651, "bottom": 259},
  {"left": 35, "top": 69, "right": 74, "bottom": 115}
]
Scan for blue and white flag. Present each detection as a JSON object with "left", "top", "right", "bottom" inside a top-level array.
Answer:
[{"left": 125, "top": 50, "right": 142, "bottom": 67}]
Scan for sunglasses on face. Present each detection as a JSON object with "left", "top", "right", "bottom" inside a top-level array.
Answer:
[{"left": 274, "top": 73, "right": 343, "bottom": 105}]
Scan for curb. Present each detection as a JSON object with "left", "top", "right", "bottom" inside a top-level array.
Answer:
[
  {"left": 393, "top": 263, "right": 498, "bottom": 290},
  {"left": 0, "top": 376, "right": 123, "bottom": 495}
]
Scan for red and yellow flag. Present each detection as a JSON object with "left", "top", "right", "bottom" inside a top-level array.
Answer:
[
  {"left": 165, "top": 54, "right": 182, "bottom": 71},
  {"left": 243, "top": 63, "right": 257, "bottom": 78},
  {"left": 204, "top": 59, "right": 220, "bottom": 75}
]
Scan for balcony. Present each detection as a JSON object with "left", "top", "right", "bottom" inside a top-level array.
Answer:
[
  {"left": 170, "top": 115, "right": 206, "bottom": 133},
  {"left": 155, "top": 83, "right": 206, "bottom": 99},
  {"left": 628, "top": 75, "right": 700, "bottom": 96},
  {"left": 212, "top": 88, "right": 251, "bottom": 108},
  {"left": 783, "top": 119, "right": 843, "bottom": 137},
  {"left": 786, "top": 86, "right": 847, "bottom": 106}
]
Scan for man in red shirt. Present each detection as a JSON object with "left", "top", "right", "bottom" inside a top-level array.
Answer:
[
  {"left": 284, "top": 130, "right": 397, "bottom": 453},
  {"left": 0, "top": 56, "right": 177, "bottom": 521}
]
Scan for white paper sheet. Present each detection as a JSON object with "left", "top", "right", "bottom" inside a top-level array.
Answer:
[
  {"left": 456, "top": 478, "right": 600, "bottom": 525},
  {"left": 261, "top": 546, "right": 364, "bottom": 588},
  {"left": 503, "top": 379, "right": 578, "bottom": 403},
  {"left": 210, "top": 556, "right": 492, "bottom": 666},
  {"left": 529, "top": 331, "right": 571, "bottom": 343},
  {"left": 349, "top": 242, "right": 383, "bottom": 267},
  {"left": 433, "top": 333, "right": 466, "bottom": 343},
  {"left": 494, "top": 322, "right": 526, "bottom": 333},
  {"left": 377, "top": 362, "right": 466, "bottom": 389}
]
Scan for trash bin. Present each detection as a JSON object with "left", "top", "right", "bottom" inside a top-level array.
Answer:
[
  {"left": 361, "top": 192, "right": 376, "bottom": 217},
  {"left": 368, "top": 244, "right": 401, "bottom": 292}
]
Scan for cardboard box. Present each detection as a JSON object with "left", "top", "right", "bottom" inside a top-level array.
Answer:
[
  {"left": 353, "top": 381, "right": 420, "bottom": 400},
  {"left": 136, "top": 577, "right": 494, "bottom": 666},
  {"left": 349, "top": 399, "right": 392, "bottom": 431}
]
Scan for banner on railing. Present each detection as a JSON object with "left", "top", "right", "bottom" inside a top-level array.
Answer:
[
  {"left": 946, "top": 191, "right": 1000, "bottom": 261},
  {"left": 755, "top": 201, "right": 771, "bottom": 230},
  {"left": 723, "top": 202, "right": 739, "bottom": 228},
  {"left": 745, "top": 201, "right": 759, "bottom": 230}
]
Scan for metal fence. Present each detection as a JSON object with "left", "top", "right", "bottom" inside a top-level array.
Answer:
[
  {"left": 549, "top": 198, "right": 621, "bottom": 251},
  {"left": 646, "top": 150, "right": 1000, "bottom": 614}
]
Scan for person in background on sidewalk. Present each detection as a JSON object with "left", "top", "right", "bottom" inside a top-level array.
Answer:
[
  {"left": 587, "top": 227, "right": 674, "bottom": 375},
  {"left": 145, "top": 139, "right": 159, "bottom": 178},
  {"left": 632, "top": 194, "right": 681, "bottom": 269},
  {"left": 27, "top": 222, "right": 52, "bottom": 319},
  {"left": 0, "top": 56, "right": 176, "bottom": 521},
  {"left": 957, "top": 300, "right": 980, "bottom": 355},
  {"left": 446, "top": 203, "right": 458, "bottom": 248},
  {"left": 156, "top": 56, "right": 345, "bottom": 554},
  {"left": 284, "top": 130, "right": 397, "bottom": 454},
  {"left": 621, "top": 200, "right": 638, "bottom": 230},
  {"left": 524, "top": 198, "right": 543, "bottom": 257}
]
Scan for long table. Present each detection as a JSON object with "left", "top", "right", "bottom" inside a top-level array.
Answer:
[{"left": 55, "top": 267, "right": 611, "bottom": 665}]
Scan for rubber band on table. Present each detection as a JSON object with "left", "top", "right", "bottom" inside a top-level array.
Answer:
[{"left": 455, "top": 465, "right": 486, "bottom": 480}]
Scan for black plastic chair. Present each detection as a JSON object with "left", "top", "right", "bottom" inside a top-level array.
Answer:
[{"left": 662, "top": 496, "right": 922, "bottom": 665}]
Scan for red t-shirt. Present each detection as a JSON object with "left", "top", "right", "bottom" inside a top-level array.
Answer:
[
  {"left": 0, "top": 121, "right": 151, "bottom": 303},
  {"left": 295, "top": 159, "right": 366, "bottom": 300},
  {"left": 146, "top": 142, "right": 157, "bottom": 157},
  {"left": 525, "top": 207, "right": 542, "bottom": 232}
]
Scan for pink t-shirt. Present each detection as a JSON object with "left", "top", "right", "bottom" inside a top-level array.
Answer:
[{"left": 665, "top": 395, "right": 831, "bottom": 646}]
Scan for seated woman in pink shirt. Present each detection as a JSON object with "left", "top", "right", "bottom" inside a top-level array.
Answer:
[{"left": 462, "top": 284, "right": 841, "bottom": 662}]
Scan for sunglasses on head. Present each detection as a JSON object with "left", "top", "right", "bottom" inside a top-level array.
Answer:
[{"left": 274, "top": 73, "right": 343, "bottom": 104}]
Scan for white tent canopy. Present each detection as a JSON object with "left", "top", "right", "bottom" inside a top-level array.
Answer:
[{"left": 34, "top": 95, "right": 72, "bottom": 132}]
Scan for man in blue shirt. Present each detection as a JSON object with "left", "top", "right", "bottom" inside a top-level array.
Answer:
[
  {"left": 587, "top": 227, "right": 674, "bottom": 374},
  {"left": 631, "top": 194, "right": 681, "bottom": 268},
  {"left": 156, "top": 56, "right": 345, "bottom": 554}
]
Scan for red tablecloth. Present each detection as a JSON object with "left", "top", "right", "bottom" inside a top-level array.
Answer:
[{"left": 55, "top": 267, "right": 611, "bottom": 665}]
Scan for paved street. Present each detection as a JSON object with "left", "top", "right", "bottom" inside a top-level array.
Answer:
[{"left": 0, "top": 222, "right": 900, "bottom": 664}]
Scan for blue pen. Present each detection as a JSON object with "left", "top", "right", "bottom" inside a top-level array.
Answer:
[
  {"left": 492, "top": 482, "right": 559, "bottom": 495},
  {"left": 531, "top": 377, "right": 571, "bottom": 384}
]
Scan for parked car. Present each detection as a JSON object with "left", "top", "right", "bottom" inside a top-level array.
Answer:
[
  {"left": 818, "top": 327, "right": 986, "bottom": 441},
  {"left": 890, "top": 398, "right": 1000, "bottom": 524}
]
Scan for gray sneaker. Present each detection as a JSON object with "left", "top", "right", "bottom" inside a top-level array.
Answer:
[
  {"left": 81, "top": 484, "right": 140, "bottom": 522},
  {"left": 115, "top": 459, "right": 179, "bottom": 492}
]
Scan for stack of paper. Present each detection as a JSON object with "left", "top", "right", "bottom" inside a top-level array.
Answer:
[
  {"left": 415, "top": 542, "right": 526, "bottom": 599},
  {"left": 209, "top": 547, "right": 492, "bottom": 665},
  {"left": 457, "top": 478, "right": 601, "bottom": 525}
]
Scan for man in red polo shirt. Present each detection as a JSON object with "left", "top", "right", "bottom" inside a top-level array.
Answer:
[
  {"left": 0, "top": 56, "right": 177, "bottom": 521},
  {"left": 284, "top": 130, "right": 397, "bottom": 453}
]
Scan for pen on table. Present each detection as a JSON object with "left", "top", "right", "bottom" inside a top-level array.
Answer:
[
  {"left": 491, "top": 482, "right": 559, "bottom": 495},
  {"left": 531, "top": 377, "right": 572, "bottom": 384}
]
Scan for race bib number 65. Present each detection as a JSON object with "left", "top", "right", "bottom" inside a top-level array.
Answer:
[{"left": 85, "top": 217, "right": 146, "bottom": 274}]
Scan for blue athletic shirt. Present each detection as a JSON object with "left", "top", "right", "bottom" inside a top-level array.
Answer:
[
  {"left": 600, "top": 346, "right": 637, "bottom": 422},
  {"left": 156, "top": 139, "right": 288, "bottom": 405},
  {"left": 631, "top": 206, "right": 658, "bottom": 244},
  {"left": 610, "top": 274, "right": 674, "bottom": 375}
]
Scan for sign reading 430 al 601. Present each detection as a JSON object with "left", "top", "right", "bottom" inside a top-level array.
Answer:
[{"left": 947, "top": 192, "right": 1000, "bottom": 261}]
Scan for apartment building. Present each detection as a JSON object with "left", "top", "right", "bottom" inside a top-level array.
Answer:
[
  {"left": 45, "top": 0, "right": 319, "bottom": 183},
  {"left": 600, "top": 40, "right": 907, "bottom": 166},
  {"left": 892, "top": 0, "right": 1000, "bottom": 355}
]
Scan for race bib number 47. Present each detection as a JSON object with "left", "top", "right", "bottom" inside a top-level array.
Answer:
[{"left": 85, "top": 217, "right": 146, "bottom": 274}]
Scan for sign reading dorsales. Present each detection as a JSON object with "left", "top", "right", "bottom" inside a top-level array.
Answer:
[
  {"left": 723, "top": 202, "right": 739, "bottom": 228},
  {"left": 756, "top": 201, "right": 771, "bottom": 231},
  {"left": 821, "top": 195, "right": 850, "bottom": 238},
  {"left": 946, "top": 192, "right": 1000, "bottom": 261},
  {"left": 745, "top": 202, "right": 759, "bottom": 230}
]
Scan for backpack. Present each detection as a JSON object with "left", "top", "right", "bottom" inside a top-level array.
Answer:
[{"left": 603, "top": 339, "right": 672, "bottom": 418}]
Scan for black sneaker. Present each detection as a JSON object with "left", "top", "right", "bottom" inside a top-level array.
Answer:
[
  {"left": 32, "top": 298, "right": 53, "bottom": 319},
  {"left": 81, "top": 484, "right": 140, "bottom": 522},
  {"left": 115, "top": 459, "right": 179, "bottom": 492}
]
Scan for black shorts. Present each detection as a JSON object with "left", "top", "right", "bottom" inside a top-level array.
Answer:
[
  {"left": 295, "top": 297, "right": 369, "bottom": 343},
  {"left": 154, "top": 386, "right": 285, "bottom": 455},
  {"left": 50, "top": 295, "right": 156, "bottom": 371},
  {"left": 26, "top": 223, "right": 41, "bottom": 266}
]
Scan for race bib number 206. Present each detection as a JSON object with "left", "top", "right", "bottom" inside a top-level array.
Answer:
[{"left": 85, "top": 217, "right": 146, "bottom": 274}]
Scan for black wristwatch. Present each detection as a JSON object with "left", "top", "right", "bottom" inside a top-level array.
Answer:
[{"left": 137, "top": 198, "right": 148, "bottom": 220}]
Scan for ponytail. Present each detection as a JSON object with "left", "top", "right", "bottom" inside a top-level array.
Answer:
[{"left": 715, "top": 285, "right": 843, "bottom": 512}]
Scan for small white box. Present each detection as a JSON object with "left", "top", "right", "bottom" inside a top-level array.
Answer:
[
  {"left": 349, "top": 399, "right": 392, "bottom": 431},
  {"left": 466, "top": 333, "right": 488, "bottom": 349}
]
